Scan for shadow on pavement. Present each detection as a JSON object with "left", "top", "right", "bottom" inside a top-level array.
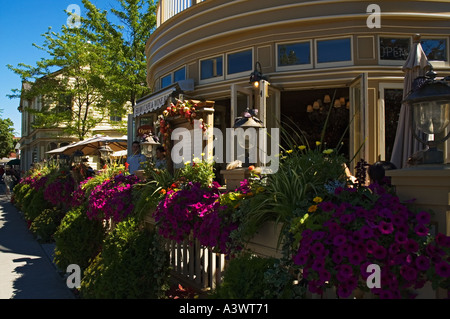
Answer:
[{"left": 0, "top": 185, "right": 74, "bottom": 299}]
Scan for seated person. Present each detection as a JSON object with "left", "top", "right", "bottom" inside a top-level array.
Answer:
[
  {"left": 155, "top": 146, "right": 167, "bottom": 169},
  {"left": 127, "top": 141, "right": 148, "bottom": 174}
]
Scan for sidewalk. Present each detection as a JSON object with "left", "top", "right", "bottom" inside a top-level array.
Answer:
[{"left": 0, "top": 183, "right": 75, "bottom": 299}]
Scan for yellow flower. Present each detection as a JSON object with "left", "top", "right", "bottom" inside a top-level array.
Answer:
[
  {"left": 298, "top": 145, "right": 306, "bottom": 151},
  {"left": 286, "top": 149, "right": 293, "bottom": 154},
  {"left": 323, "top": 149, "right": 334, "bottom": 155},
  {"left": 308, "top": 205, "right": 318, "bottom": 213},
  {"left": 315, "top": 141, "right": 321, "bottom": 146},
  {"left": 313, "top": 196, "right": 323, "bottom": 203},
  {"left": 300, "top": 213, "right": 309, "bottom": 224}
]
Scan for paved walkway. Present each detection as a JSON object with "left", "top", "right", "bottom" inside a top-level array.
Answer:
[{"left": 0, "top": 183, "right": 74, "bottom": 299}]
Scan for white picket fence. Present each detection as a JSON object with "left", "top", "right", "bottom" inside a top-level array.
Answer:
[{"left": 164, "top": 237, "right": 226, "bottom": 291}]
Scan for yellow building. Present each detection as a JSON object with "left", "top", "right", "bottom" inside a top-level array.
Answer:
[
  {"left": 133, "top": 0, "right": 450, "bottom": 173},
  {"left": 19, "top": 78, "right": 129, "bottom": 172}
]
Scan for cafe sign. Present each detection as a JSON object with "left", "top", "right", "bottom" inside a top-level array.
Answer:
[{"left": 137, "top": 125, "right": 153, "bottom": 137}]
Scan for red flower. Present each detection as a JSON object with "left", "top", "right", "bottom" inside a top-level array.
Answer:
[{"left": 124, "top": 162, "right": 129, "bottom": 170}]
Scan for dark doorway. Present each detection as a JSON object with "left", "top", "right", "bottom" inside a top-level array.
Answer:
[{"left": 280, "top": 88, "right": 350, "bottom": 157}]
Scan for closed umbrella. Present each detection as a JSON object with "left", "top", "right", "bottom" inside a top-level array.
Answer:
[{"left": 390, "top": 34, "right": 431, "bottom": 168}]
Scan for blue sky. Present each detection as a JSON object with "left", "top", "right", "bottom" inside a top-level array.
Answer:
[{"left": 0, "top": 0, "right": 117, "bottom": 136}]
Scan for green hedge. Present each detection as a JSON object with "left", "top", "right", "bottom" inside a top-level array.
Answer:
[
  {"left": 80, "top": 217, "right": 171, "bottom": 299},
  {"left": 30, "top": 207, "right": 64, "bottom": 243},
  {"left": 53, "top": 206, "right": 106, "bottom": 273}
]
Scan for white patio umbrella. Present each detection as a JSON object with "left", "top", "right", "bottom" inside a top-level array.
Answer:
[
  {"left": 46, "top": 135, "right": 127, "bottom": 156},
  {"left": 390, "top": 34, "right": 432, "bottom": 168},
  {"left": 60, "top": 135, "right": 127, "bottom": 156}
]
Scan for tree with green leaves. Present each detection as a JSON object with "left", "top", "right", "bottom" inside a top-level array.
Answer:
[
  {"left": 0, "top": 110, "right": 16, "bottom": 158},
  {"left": 7, "top": 0, "right": 157, "bottom": 140},
  {"left": 81, "top": 0, "right": 156, "bottom": 108}
]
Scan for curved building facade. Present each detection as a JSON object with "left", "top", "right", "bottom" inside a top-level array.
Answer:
[{"left": 136, "top": 0, "right": 450, "bottom": 170}]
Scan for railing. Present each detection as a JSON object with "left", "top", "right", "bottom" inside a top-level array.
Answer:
[
  {"left": 156, "top": 0, "right": 206, "bottom": 27},
  {"left": 164, "top": 237, "right": 226, "bottom": 292}
]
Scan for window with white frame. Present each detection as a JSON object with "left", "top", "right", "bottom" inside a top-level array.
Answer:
[
  {"left": 316, "top": 37, "right": 352, "bottom": 67},
  {"left": 174, "top": 66, "right": 186, "bottom": 82},
  {"left": 161, "top": 66, "right": 187, "bottom": 89},
  {"left": 227, "top": 49, "right": 253, "bottom": 78},
  {"left": 421, "top": 38, "right": 448, "bottom": 62},
  {"left": 277, "top": 41, "right": 312, "bottom": 70},
  {"left": 200, "top": 56, "right": 224, "bottom": 82},
  {"left": 379, "top": 36, "right": 410, "bottom": 64},
  {"left": 161, "top": 74, "right": 172, "bottom": 89}
]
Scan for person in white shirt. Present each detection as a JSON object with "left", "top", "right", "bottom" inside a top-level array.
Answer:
[{"left": 127, "top": 141, "right": 147, "bottom": 174}]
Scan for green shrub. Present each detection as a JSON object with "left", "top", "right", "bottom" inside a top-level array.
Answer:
[
  {"left": 212, "top": 253, "right": 278, "bottom": 299},
  {"left": 80, "top": 217, "right": 170, "bottom": 299},
  {"left": 212, "top": 253, "right": 305, "bottom": 299},
  {"left": 12, "top": 183, "right": 31, "bottom": 210},
  {"left": 30, "top": 207, "right": 64, "bottom": 243},
  {"left": 22, "top": 188, "right": 52, "bottom": 222},
  {"left": 53, "top": 206, "right": 106, "bottom": 272}
]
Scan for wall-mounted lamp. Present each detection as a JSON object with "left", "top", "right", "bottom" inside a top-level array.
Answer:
[
  {"left": 141, "top": 135, "right": 160, "bottom": 160},
  {"left": 73, "top": 150, "right": 84, "bottom": 164},
  {"left": 404, "top": 69, "right": 450, "bottom": 164},
  {"left": 98, "top": 143, "right": 113, "bottom": 159},
  {"left": 249, "top": 62, "right": 268, "bottom": 89}
]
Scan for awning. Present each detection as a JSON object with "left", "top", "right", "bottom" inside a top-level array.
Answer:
[{"left": 134, "top": 86, "right": 177, "bottom": 117}]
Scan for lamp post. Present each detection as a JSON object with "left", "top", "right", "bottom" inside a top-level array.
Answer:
[
  {"left": 249, "top": 62, "right": 268, "bottom": 89},
  {"left": 72, "top": 150, "right": 84, "bottom": 164},
  {"left": 98, "top": 143, "right": 113, "bottom": 162},
  {"left": 141, "top": 135, "right": 160, "bottom": 162},
  {"left": 404, "top": 70, "right": 450, "bottom": 164},
  {"left": 234, "top": 108, "right": 264, "bottom": 167}
]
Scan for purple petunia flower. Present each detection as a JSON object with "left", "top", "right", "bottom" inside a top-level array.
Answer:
[
  {"left": 358, "top": 225, "right": 374, "bottom": 239},
  {"left": 435, "top": 261, "right": 450, "bottom": 278},
  {"left": 319, "top": 201, "right": 336, "bottom": 212},
  {"left": 311, "top": 242, "right": 325, "bottom": 255},
  {"left": 415, "top": 255, "right": 430, "bottom": 271},
  {"left": 435, "top": 233, "right": 450, "bottom": 247},
  {"left": 395, "top": 232, "right": 408, "bottom": 245},
  {"left": 416, "top": 211, "right": 431, "bottom": 225},
  {"left": 372, "top": 245, "right": 387, "bottom": 260},
  {"left": 293, "top": 253, "right": 308, "bottom": 266},
  {"left": 400, "top": 265, "right": 418, "bottom": 281},
  {"left": 404, "top": 239, "right": 419, "bottom": 253},
  {"left": 349, "top": 251, "right": 364, "bottom": 265},
  {"left": 332, "top": 234, "right": 347, "bottom": 246},
  {"left": 414, "top": 224, "right": 429, "bottom": 237},
  {"left": 337, "top": 264, "right": 354, "bottom": 279},
  {"left": 378, "top": 221, "right": 394, "bottom": 234}
]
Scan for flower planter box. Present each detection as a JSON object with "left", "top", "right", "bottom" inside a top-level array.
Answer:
[
  {"left": 245, "top": 221, "right": 283, "bottom": 259},
  {"left": 134, "top": 170, "right": 146, "bottom": 181},
  {"left": 220, "top": 168, "right": 251, "bottom": 191}
]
